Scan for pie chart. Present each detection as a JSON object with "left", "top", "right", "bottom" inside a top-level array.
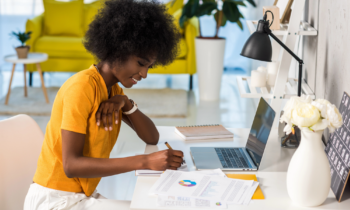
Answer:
[{"left": 179, "top": 180, "right": 196, "bottom": 187}]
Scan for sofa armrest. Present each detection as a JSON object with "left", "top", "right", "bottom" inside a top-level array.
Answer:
[
  {"left": 184, "top": 16, "right": 199, "bottom": 75},
  {"left": 26, "top": 14, "right": 44, "bottom": 52}
]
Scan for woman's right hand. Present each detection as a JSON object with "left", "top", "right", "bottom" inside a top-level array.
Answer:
[{"left": 145, "top": 149, "right": 184, "bottom": 171}]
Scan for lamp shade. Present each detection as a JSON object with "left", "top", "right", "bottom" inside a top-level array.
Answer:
[{"left": 240, "top": 21, "right": 272, "bottom": 62}]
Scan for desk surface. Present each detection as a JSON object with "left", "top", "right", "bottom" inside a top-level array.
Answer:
[{"left": 130, "top": 126, "right": 350, "bottom": 210}]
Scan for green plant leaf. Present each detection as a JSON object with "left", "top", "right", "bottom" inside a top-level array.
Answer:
[
  {"left": 214, "top": 11, "right": 227, "bottom": 27},
  {"left": 190, "top": 0, "right": 200, "bottom": 18},
  {"left": 179, "top": 14, "right": 188, "bottom": 28},
  {"left": 203, "top": 0, "right": 216, "bottom": 3},
  {"left": 237, "top": 19, "right": 244, "bottom": 30},
  {"left": 245, "top": 0, "right": 256, "bottom": 7},
  {"left": 196, "top": 2, "right": 217, "bottom": 17},
  {"left": 234, "top": 1, "right": 246, "bottom": 7},
  {"left": 239, "top": 12, "right": 244, "bottom": 19},
  {"left": 223, "top": 1, "right": 240, "bottom": 23}
]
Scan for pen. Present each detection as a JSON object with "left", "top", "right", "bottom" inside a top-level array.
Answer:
[
  {"left": 165, "top": 142, "right": 173, "bottom": 150},
  {"left": 165, "top": 142, "right": 185, "bottom": 164}
]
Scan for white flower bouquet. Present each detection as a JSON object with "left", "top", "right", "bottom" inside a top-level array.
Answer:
[{"left": 280, "top": 95, "right": 343, "bottom": 134}]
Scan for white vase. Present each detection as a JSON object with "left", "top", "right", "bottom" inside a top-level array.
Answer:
[
  {"left": 195, "top": 38, "right": 226, "bottom": 101},
  {"left": 287, "top": 129, "right": 331, "bottom": 207}
]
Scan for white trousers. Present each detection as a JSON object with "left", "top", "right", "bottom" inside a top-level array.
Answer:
[{"left": 24, "top": 183, "right": 130, "bottom": 210}]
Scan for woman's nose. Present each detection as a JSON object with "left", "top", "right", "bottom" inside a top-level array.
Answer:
[{"left": 139, "top": 69, "right": 148, "bottom": 79}]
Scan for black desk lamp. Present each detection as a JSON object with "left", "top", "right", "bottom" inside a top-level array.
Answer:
[{"left": 241, "top": 11, "right": 304, "bottom": 96}]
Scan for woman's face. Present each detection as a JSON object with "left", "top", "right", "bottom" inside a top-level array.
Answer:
[{"left": 112, "top": 55, "right": 156, "bottom": 88}]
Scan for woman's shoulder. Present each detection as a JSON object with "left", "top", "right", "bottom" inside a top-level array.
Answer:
[{"left": 65, "top": 66, "right": 99, "bottom": 88}]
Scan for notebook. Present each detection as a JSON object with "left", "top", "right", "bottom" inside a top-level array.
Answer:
[{"left": 174, "top": 124, "right": 233, "bottom": 140}]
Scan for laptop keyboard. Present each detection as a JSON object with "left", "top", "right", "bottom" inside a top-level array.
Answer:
[{"left": 215, "top": 148, "right": 251, "bottom": 169}]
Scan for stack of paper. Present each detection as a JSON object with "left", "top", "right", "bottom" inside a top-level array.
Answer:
[
  {"left": 135, "top": 161, "right": 188, "bottom": 176},
  {"left": 150, "top": 170, "right": 259, "bottom": 208}
]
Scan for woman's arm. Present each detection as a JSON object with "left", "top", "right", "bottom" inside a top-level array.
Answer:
[
  {"left": 96, "top": 94, "right": 159, "bottom": 145},
  {"left": 62, "top": 129, "right": 183, "bottom": 178},
  {"left": 121, "top": 97, "right": 159, "bottom": 145}
]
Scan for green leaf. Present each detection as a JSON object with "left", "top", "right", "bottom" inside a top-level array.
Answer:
[
  {"left": 239, "top": 12, "right": 244, "bottom": 19},
  {"left": 223, "top": 1, "right": 240, "bottom": 23},
  {"left": 237, "top": 19, "right": 244, "bottom": 30},
  {"left": 245, "top": 0, "right": 256, "bottom": 7},
  {"left": 189, "top": 0, "right": 200, "bottom": 18},
  {"left": 179, "top": 14, "right": 188, "bottom": 28},
  {"left": 214, "top": 11, "right": 227, "bottom": 27},
  {"left": 196, "top": 2, "right": 217, "bottom": 17},
  {"left": 202, "top": 0, "right": 216, "bottom": 3},
  {"left": 234, "top": 1, "right": 246, "bottom": 7}
]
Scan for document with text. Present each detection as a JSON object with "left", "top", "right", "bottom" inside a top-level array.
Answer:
[{"left": 149, "top": 170, "right": 257, "bottom": 204}]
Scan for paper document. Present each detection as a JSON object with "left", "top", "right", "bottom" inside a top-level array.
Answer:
[
  {"left": 149, "top": 170, "right": 255, "bottom": 204},
  {"left": 157, "top": 195, "right": 227, "bottom": 208},
  {"left": 135, "top": 161, "right": 188, "bottom": 176}
]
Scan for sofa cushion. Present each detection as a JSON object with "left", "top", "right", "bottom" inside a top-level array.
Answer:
[
  {"left": 43, "top": 0, "right": 84, "bottom": 37},
  {"left": 35, "top": 36, "right": 187, "bottom": 59},
  {"left": 83, "top": 0, "right": 102, "bottom": 32},
  {"left": 177, "top": 38, "right": 187, "bottom": 58},
  {"left": 35, "top": 36, "right": 93, "bottom": 59}
]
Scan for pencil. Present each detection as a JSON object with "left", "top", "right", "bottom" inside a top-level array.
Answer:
[
  {"left": 165, "top": 142, "right": 173, "bottom": 150},
  {"left": 165, "top": 142, "right": 185, "bottom": 164}
]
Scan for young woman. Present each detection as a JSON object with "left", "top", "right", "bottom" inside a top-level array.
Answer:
[{"left": 24, "top": 0, "right": 183, "bottom": 209}]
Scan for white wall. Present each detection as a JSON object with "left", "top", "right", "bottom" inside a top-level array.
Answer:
[{"left": 304, "top": 0, "right": 350, "bottom": 107}]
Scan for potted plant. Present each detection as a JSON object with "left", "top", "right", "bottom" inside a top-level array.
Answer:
[
  {"left": 178, "top": 0, "right": 256, "bottom": 100},
  {"left": 10, "top": 31, "right": 32, "bottom": 59}
]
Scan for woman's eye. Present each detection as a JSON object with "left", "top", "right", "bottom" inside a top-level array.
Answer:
[{"left": 138, "top": 61, "right": 145, "bottom": 66}]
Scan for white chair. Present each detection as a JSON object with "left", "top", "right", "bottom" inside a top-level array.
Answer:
[
  {"left": 0, "top": 115, "right": 131, "bottom": 210},
  {"left": 0, "top": 114, "right": 44, "bottom": 210}
]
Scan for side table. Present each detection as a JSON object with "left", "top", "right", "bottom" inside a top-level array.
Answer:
[{"left": 4, "top": 53, "right": 49, "bottom": 105}]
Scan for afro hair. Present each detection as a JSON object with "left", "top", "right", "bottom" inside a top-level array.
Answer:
[{"left": 84, "top": 0, "right": 181, "bottom": 67}]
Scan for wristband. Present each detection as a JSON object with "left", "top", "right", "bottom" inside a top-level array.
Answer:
[{"left": 123, "top": 99, "right": 138, "bottom": 115}]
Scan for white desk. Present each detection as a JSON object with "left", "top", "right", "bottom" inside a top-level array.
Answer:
[{"left": 130, "top": 126, "right": 350, "bottom": 210}]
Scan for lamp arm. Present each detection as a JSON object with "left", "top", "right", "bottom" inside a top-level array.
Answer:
[
  {"left": 264, "top": 26, "right": 303, "bottom": 96},
  {"left": 265, "top": 27, "right": 303, "bottom": 64}
]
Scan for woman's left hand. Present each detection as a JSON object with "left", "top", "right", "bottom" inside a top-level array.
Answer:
[{"left": 96, "top": 95, "right": 127, "bottom": 131}]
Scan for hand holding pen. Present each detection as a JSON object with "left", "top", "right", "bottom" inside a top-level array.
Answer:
[{"left": 145, "top": 142, "right": 184, "bottom": 171}]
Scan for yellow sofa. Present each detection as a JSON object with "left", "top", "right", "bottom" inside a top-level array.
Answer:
[{"left": 25, "top": 0, "right": 199, "bottom": 89}]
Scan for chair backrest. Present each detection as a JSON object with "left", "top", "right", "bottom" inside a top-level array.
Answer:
[{"left": 0, "top": 115, "right": 44, "bottom": 210}]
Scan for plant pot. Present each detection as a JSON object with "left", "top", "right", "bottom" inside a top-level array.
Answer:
[
  {"left": 287, "top": 129, "right": 331, "bottom": 207},
  {"left": 15, "top": 46, "right": 30, "bottom": 59},
  {"left": 195, "top": 37, "right": 226, "bottom": 101}
]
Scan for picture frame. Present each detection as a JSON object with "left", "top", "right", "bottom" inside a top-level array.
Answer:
[{"left": 274, "top": 0, "right": 294, "bottom": 23}]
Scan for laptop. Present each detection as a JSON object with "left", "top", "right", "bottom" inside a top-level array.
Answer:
[{"left": 190, "top": 97, "right": 275, "bottom": 171}]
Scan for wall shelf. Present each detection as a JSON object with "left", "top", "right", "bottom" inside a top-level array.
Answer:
[
  {"left": 246, "top": 20, "right": 317, "bottom": 36},
  {"left": 236, "top": 76, "right": 315, "bottom": 99}
]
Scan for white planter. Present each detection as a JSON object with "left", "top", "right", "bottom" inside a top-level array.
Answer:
[
  {"left": 195, "top": 38, "right": 226, "bottom": 101},
  {"left": 287, "top": 129, "right": 331, "bottom": 207}
]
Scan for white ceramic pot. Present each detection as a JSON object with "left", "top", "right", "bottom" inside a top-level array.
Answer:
[
  {"left": 287, "top": 129, "right": 331, "bottom": 207},
  {"left": 195, "top": 38, "right": 226, "bottom": 101}
]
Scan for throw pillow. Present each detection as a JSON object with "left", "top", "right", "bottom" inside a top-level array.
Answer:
[
  {"left": 43, "top": 0, "right": 84, "bottom": 37},
  {"left": 83, "top": 0, "right": 102, "bottom": 32}
]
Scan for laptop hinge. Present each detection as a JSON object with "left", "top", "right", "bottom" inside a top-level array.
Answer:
[{"left": 245, "top": 148, "right": 259, "bottom": 169}]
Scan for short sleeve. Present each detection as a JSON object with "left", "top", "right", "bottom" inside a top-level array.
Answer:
[{"left": 61, "top": 80, "right": 95, "bottom": 134}]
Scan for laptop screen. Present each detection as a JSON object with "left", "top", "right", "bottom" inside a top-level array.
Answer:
[{"left": 245, "top": 97, "right": 275, "bottom": 168}]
